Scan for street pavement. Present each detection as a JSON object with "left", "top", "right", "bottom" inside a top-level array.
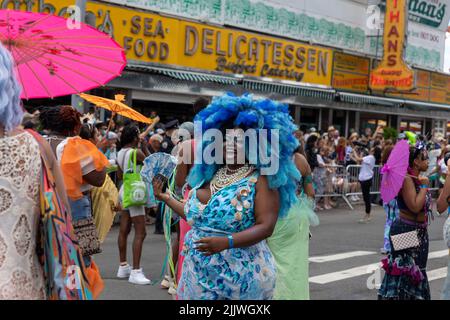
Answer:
[{"left": 95, "top": 203, "right": 448, "bottom": 300}]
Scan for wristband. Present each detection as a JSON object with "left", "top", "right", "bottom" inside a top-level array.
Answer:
[
  {"left": 420, "top": 184, "right": 428, "bottom": 189},
  {"left": 227, "top": 235, "right": 234, "bottom": 249}
]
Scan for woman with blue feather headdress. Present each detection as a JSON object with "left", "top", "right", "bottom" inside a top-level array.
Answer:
[{"left": 153, "top": 93, "right": 316, "bottom": 300}]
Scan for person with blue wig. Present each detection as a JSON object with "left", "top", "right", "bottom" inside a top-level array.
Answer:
[{"left": 153, "top": 93, "right": 301, "bottom": 300}]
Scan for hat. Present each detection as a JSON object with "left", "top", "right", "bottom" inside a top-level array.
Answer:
[
  {"left": 398, "top": 133, "right": 406, "bottom": 140},
  {"left": 310, "top": 127, "right": 317, "bottom": 132},
  {"left": 106, "top": 132, "right": 118, "bottom": 140},
  {"left": 164, "top": 119, "right": 179, "bottom": 131},
  {"left": 179, "top": 121, "right": 194, "bottom": 137},
  {"left": 149, "top": 134, "right": 164, "bottom": 143},
  {"left": 327, "top": 126, "right": 336, "bottom": 132}
]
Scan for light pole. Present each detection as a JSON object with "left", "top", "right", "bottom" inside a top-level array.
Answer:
[{"left": 71, "top": 0, "right": 86, "bottom": 113}]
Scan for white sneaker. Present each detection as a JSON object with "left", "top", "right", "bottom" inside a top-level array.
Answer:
[
  {"left": 161, "top": 275, "right": 171, "bottom": 289},
  {"left": 168, "top": 283, "right": 177, "bottom": 295},
  {"left": 117, "top": 264, "right": 132, "bottom": 279},
  {"left": 129, "top": 269, "right": 151, "bottom": 285}
]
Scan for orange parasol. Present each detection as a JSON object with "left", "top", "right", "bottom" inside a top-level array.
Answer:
[{"left": 79, "top": 93, "right": 152, "bottom": 131}]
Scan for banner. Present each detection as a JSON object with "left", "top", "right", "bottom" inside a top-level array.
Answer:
[
  {"left": 332, "top": 52, "right": 370, "bottom": 93},
  {"left": 370, "top": 0, "right": 414, "bottom": 91}
]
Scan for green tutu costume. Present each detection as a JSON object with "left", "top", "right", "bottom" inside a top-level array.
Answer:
[{"left": 268, "top": 192, "right": 318, "bottom": 300}]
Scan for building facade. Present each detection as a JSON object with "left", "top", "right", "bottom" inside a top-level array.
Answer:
[{"left": 9, "top": 0, "right": 450, "bottom": 136}]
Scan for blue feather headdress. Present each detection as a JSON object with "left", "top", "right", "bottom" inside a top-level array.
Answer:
[{"left": 187, "top": 93, "right": 300, "bottom": 218}]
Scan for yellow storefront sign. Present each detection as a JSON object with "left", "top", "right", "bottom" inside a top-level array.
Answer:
[
  {"left": 430, "top": 72, "right": 449, "bottom": 104},
  {"left": 404, "top": 70, "right": 430, "bottom": 101},
  {"left": 92, "top": 3, "right": 332, "bottom": 86},
  {"left": 332, "top": 52, "right": 370, "bottom": 93}
]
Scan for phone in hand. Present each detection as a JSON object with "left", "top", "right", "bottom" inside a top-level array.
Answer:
[{"left": 154, "top": 174, "right": 168, "bottom": 192}]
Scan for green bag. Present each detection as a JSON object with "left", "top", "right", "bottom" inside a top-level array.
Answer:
[{"left": 123, "top": 149, "right": 148, "bottom": 208}]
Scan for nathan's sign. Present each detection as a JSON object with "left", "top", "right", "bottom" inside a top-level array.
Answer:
[{"left": 371, "top": 0, "right": 414, "bottom": 92}]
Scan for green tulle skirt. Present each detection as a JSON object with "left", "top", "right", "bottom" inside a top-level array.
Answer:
[{"left": 267, "top": 196, "right": 318, "bottom": 300}]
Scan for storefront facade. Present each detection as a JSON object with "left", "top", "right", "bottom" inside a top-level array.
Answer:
[{"left": 12, "top": 0, "right": 450, "bottom": 136}]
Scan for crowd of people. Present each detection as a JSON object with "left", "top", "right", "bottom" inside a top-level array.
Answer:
[
  {"left": 0, "top": 42, "right": 449, "bottom": 300},
  {"left": 300, "top": 125, "right": 450, "bottom": 216}
]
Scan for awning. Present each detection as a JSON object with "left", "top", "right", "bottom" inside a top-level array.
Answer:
[
  {"left": 404, "top": 99, "right": 450, "bottom": 111},
  {"left": 340, "top": 91, "right": 450, "bottom": 114},
  {"left": 243, "top": 80, "right": 336, "bottom": 101},
  {"left": 127, "top": 63, "right": 240, "bottom": 85},
  {"left": 339, "top": 92, "right": 404, "bottom": 107}
]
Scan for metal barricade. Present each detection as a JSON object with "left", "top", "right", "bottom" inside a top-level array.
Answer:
[
  {"left": 345, "top": 165, "right": 382, "bottom": 196},
  {"left": 313, "top": 165, "right": 382, "bottom": 210},
  {"left": 313, "top": 165, "right": 354, "bottom": 210}
]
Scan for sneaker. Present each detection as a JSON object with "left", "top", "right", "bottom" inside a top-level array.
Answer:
[
  {"left": 168, "top": 283, "right": 177, "bottom": 295},
  {"left": 117, "top": 264, "right": 132, "bottom": 279},
  {"left": 358, "top": 215, "right": 371, "bottom": 224},
  {"left": 161, "top": 275, "right": 171, "bottom": 289},
  {"left": 129, "top": 269, "right": 151, "bottom": 285}
]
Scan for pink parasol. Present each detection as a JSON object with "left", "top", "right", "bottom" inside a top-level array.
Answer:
[
  {"left": 380, "top": 139, "right": 410, "bottom": 203},
  {"left": 0, "top": 10, "right": 126, "bottom": 99}
]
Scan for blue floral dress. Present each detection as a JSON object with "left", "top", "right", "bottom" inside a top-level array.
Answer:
[{"left": 177, "top": 173, "right": 276, "bottom": 300}]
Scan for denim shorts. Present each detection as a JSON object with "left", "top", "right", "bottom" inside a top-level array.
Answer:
[{"left": 69, "top": 195, "right": 92, "bottom": 222}]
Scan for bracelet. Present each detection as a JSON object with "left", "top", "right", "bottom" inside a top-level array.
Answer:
[
  {"left": 420, "top": 184, "right": 429, "bottom": 189},
  {"left": 227, "top": 235, "right": 234, "bottom": 249}
]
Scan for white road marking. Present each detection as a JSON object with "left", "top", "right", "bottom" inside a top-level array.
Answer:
[
  {"left": 427, "top": 250, "right": 449, "bottom": 259},
  {"left": 309, "top": 251, "right": 377, "bottom": 263},
  {"left": 310, "top": 263, "right": 380, "bottom": 284},
  {"left": 427, "top": 268, "right": 448, "bottom": 282},
  {"left": 309, "top": 250, "right": 449, "bottom": 285}
]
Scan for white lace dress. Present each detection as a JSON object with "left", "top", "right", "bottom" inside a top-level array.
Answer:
[{"left": 0, "top": 131, "right": 46, "bottom": 300}]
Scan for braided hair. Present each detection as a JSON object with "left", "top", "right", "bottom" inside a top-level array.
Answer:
[
  {"left": 39, "top": 105, "right": 82, "bottom": 136},
  {"left": 118, "top": 124, "right": 139, "bottom": 150}
]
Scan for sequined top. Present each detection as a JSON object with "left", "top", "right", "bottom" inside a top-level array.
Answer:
[{"left": 177, "top": 172, "right": 276, "bottom": 300}]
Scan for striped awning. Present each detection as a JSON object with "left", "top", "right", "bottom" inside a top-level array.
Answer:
[
  {"left": 127, "top": 63, "right": 239, "bottom": 85},
  {"left": 339, "top": 92, "right": 404, "bottom": 107},
  {"left": 243, "top": 80, "right": 335, "bottom": 100}
]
